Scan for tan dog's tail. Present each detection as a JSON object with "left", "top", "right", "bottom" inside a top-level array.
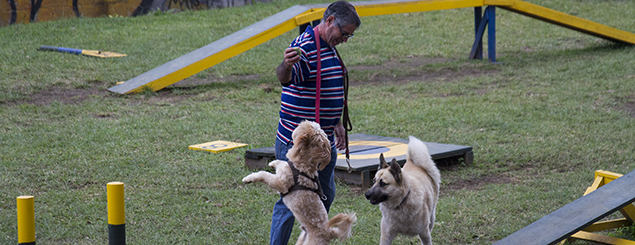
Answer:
[
  {"left": 407, "top": 136, "right": 441, "bottom": 190},
  {"left": 327, "top": 212, "right": 357, "bottom": 240}
]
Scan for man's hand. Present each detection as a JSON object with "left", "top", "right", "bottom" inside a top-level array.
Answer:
[
  {"left": 277, "top": 47, "right": 302, "bottom": 84},
  {"left": 334, "top": 121, "right": 347, "bottom": 151},
  {"left": 283, "top": 47, "right": 301, "bottom": 68}
]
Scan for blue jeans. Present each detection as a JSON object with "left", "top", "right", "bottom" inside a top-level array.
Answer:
[{"left": 269, "top": 138, "right": 337, "bottom": 245}]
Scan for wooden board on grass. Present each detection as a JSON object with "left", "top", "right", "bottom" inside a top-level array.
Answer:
[
  {"left": 245, "top": 134, "right": 473, "bottom": 187},
  {"left": 189, "top": 140, "right": 248, "bottom": 153}
]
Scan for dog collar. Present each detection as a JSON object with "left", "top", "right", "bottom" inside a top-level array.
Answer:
[{"left": 397, "top": 189, "right": 411, "bottom": 209}]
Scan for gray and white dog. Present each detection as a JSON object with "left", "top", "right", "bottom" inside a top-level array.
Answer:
[{"left": 365, "top": 136, "right": 441, "bottom": 245}]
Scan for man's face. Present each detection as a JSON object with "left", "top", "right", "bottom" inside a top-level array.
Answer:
[{"left": 324, "top": 16, "right": 357, "bottom": 47}]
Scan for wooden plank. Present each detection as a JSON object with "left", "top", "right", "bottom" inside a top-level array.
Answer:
[
  {"left": 354, "top": 0, "right": 483, "bottom": 17},
  {"left": 570, "top": 230, "right": 635, "bottom": 245},
  {"left": 493, "top": 170, "right": 635, "bottom": 245},
  {"left": 334, "top": 133, "right": 472, "bottom": 172},
  {"left": 590, "top": 170, "right": 635, "bottom": 222},
  {"left": 485, "top": 0, "right": 635, "bottom": 44},
  {"left": 295, "top": 0, "right": 485, "bottom": 25},
  {"left": 109, "top": 0, "right": 635, "bottom": 94},
  {"left": 244, "top": 134, "right": 473, "bottom": 187},
  {"left": 109, "top": 0, "right": 489, "bottom": 94},
  {"left": 108, "top": 5, "right": 311, "bottom": 94}
]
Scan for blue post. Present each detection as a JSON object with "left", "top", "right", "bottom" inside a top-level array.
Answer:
[
  {"left": 469, "top": 7, "right": 488, "bottom": 60},
  {"left": 486, "top": 6, "right": 497, "bottom": 63},
  {"left": 473, "top": 7, "right": 483, "bottom": 60}
]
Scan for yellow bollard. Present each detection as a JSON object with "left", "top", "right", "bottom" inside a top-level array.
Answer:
[
  {"left": 17, "top": 196, "right": 35, "bottom": 245},
  {"left": 107, "top": 182, "right": 125, "bottom": 245}
]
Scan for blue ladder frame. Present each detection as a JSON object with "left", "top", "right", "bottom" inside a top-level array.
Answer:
[
  {"left": 470, "top": 6, "right": 497, "bottom": 63},
  {"left": 301, "top": 6, "right": 497, "bottom": 63}
]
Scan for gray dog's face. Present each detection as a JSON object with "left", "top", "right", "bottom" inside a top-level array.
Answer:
[{"left": 365, "top": 153, "right": 402, "bottom": 205}]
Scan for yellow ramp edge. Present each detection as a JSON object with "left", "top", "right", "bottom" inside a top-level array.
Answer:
[
  {"left": 110, "top": 0, "right": 635, "bottom": 94},
  {"left": 108, "top": 5, "right": 313, "bottom": 94},
  {"left": 485, "top": 0, "right": 635, "bottom": 45},
  {"left": 109, "top": 0, "right": 489, "bottom": 94}
]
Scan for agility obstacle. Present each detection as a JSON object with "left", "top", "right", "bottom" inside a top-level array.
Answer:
[
  {"left": 16, "top": 196, "right": 35, "bottom": 245},
  {"left": 494, "top": 170, "right": 635, "bottom": 245},
  {"left": 15, "top": 182, "right": 126, "bottom": 245},
  {"left": 245, "top": 133, "right": 473, "bottom": 187},
  {"left": 107, "top": 182, "right": 126, "bottom": 245},
  {"left": 108, "top": 0, "right": 635, "bottom": 94}
]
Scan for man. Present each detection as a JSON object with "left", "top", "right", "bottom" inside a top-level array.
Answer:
[{"left": 271, "top": 1, "right": 361, "bottom": 244}]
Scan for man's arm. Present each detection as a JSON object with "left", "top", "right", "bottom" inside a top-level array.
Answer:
[{"left": 277, "top": 47, "right": 301, "bottom": 86}]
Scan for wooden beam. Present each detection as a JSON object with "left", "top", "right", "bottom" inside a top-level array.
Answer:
[
  {"left": 108, "top": 5, "right": 311, "bottom": 94},
  {"left": 485, "top": 0, "right": 635, "bottom": 45}
]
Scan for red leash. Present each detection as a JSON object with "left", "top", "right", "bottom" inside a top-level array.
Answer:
[
  {"left": 313, "top": 26, "right": 353, "bottom": 172},
  {"left": 314, "top": 26, "right": 322, "bottom": 124}
]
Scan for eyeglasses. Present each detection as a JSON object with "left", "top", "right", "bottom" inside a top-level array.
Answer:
[{"left": 337, "top": 24, "right": 354, "bottom": 39}]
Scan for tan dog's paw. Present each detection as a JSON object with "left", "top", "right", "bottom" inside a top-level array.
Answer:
[
  {"left": 242, "top": 174, "right": 256, "bottom": 184},
  {"left": 268, "top": 160, "right": 285, "bottom": 169}
]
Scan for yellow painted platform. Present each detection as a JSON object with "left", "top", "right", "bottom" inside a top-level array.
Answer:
[{"left": 189, "top": 140, "right": 248, "bottom": 153}]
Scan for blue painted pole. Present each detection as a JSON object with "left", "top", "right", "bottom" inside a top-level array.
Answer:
[
  {"left": 486, "top": 6, "right": 496, "bottom": 63},
  {"left": 473, "top": 7, "right": 483, "bottom": 60}
]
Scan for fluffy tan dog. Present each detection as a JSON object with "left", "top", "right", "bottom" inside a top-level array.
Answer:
[
  {"left": 242, "top": 120, "right": 357, "bottom": 245},
  {"left": 364, "top": 136, "right": 441, "bottom": 245}
]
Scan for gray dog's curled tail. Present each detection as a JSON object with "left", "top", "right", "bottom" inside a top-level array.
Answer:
[{"left": 407, "top": 136, "right": 442, "bottom": 191}]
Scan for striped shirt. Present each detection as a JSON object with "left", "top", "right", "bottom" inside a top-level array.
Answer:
[{"left": 277, "top": 26, "right": 345, "bottom": 146}]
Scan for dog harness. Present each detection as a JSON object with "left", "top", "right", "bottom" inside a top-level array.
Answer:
[{"left": 279, "top": 160, "right": 327, "bottom": 201}]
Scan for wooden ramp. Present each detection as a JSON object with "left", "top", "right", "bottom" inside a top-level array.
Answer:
[
  {"left": 494, "top": 169, "right": 635, "bottom": 245},
  {"left": 108, "top": 0, "right": 483, "bottom": 94},
  {"left": 484, "top": 0, "right": 635, "bottom": 45},
  {"left": 109, "top": 0, "right": 635, "bottom": 94},
  {"left": 245, "top": 134, "right": 473, "bottom": 188}
]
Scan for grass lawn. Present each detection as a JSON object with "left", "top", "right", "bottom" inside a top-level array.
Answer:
[{"left": 1, "top": 0, "right": 635, "bottom": 244}]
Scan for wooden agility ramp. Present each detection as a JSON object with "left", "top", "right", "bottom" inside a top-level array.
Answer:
[
  {"left": 245, "top": 134, "right": 473, "bottom": 188},
  {"left": 108, "top": 0, "right": 635, "bottom": 94},
  {"left": 494, "top": 170, "right": 635, "bottom": 245}
]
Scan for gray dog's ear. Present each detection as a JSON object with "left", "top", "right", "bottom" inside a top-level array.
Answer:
[
  {"left": 379, "top": 153, "right": 389, "bottom": 170},
  {"left": 389, "top": 158, "right": 402, "bottom": 184}
]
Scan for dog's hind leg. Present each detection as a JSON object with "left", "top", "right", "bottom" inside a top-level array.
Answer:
[
  {"left": 295, "top": 229, "right": 307, "bottom": 245},
  {"left": 418, "top": 231, "right": 432, "bottom": 245},
  {"left": 379, "top": 232, "right": 397, "bottom": 245}
]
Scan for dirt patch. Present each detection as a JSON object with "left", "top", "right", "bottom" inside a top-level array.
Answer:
[
  {"left": 352, "top": 56, "right": 451, "bottom": 71},
  {"left": 10, "top": 56, "right": 494, "bottom": 106},
  {"left": 171, "top": 74, "right": 260, "bottom": 87},
  {"left": 620, "top": 92, "right": 635, "bottom": 118},
  {"left": 348, "top": 56, "right": 497, "bottom": 87},
  {"left": 26, "top": 86, "right": 109, "bottom": 106},
  {"left": 440, "top": 173, "right": 517, "bottom": 197}
]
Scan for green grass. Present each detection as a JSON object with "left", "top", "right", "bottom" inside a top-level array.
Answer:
[{"left": 2, "top": 0, "right": 635, "bottom": 244}]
